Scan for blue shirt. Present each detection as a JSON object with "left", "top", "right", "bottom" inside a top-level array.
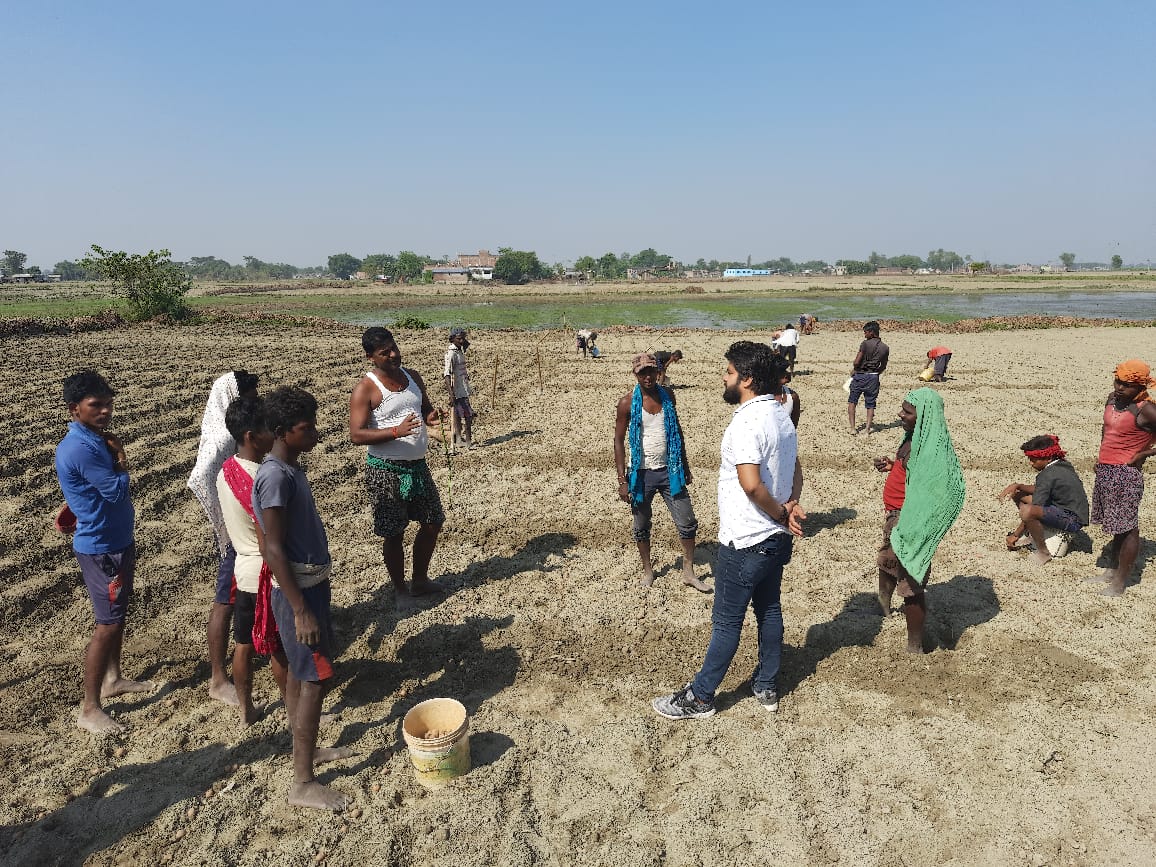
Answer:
[{"left": 55, "top": 421, "right": 134, "bottom": 554}]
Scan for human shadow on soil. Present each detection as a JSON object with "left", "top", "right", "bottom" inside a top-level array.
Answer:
[
  {"left": 478, "top": 429, "right": 539, "bottom": 447},
  {"left": 325, "top": 615, "right": 519, "bottom": 779},
  {"left": 804, "top": 507, "right": 858, "bottom": 533},
  {"left": 925, "top": 574, "right": 1000, "bottom": 650},
  {"left": 0, "top": 741, "right": 261, "bottom": 867},
  {"left": 334, "top": 532, "right": 576, "bottom": 657},
  {"left": 781, "top": 592, "right": 886, "bottom": 699}
]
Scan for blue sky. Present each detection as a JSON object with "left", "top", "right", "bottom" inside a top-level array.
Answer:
[{"left": 2, "top": 0, "right": 1153, "bottom": 269}]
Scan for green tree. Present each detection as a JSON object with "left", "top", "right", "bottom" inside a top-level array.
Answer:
[
  {"left": 494, "top": 248, "right": 546, "bottom": 284},
  {"left": 2, "top": 250, "right": 27, "bottom": 275},
  {"left": 926, "top": 249, "right": 964, "bottom": 272},
  {"left": 361, "top": 253, "right": 397, "bottom": 279},
  {"left": 867, "top": 251, "right": 886, "bottom": 268},
  {"left": 597, "top": 252, "right": 624, "bottom": 279},
  {"left": 836, "top": 259, "right": 875, "bottom": 276},
  {"left": 395, "top": 251, "right": 425, "bottom": 282},
  {"left": 798, "top": 260, "right": 829, "bottom": 272},
  {"left": 79, "top": 245, "right": 192, "bottom": 320},
  {"left": 54, "top": 260, "right": 93, "bottom": 280},
  {"left": 327, "top": 253, "right": 362, "bottom": 279},
  {"left": 574, "top": 255, "right": 596, "bottom": 274},
  {"left": 968, "top": 261, "right": 989, "bottom": 273},
  {"left": 1059, "top": 252, "right": 1076, "bottom": 270},
  {"left": 888, "top": 254, "right": 925, "bottom": 270},
  {"left": 186, "top": 256, "right": 240, "bottom": 280},
  {"left": 1111, "top": 254, "right": 1123, "bottom": 270}
]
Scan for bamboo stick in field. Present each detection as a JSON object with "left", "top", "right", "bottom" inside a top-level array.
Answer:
[
  {"left": 491, "top": 354, "right": 499, "bottom": 410},
  {"left": 536, "top": 345, "right": 543, "bottom": 392}
]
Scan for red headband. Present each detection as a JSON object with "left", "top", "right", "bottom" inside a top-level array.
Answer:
[{"left": 1024, "top": 435, "right": 1065, "bottom": 461}]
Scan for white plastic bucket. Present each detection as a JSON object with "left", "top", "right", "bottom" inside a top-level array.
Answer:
[{"left": 401, "top": 698, "right": 470, "bottom": 788}]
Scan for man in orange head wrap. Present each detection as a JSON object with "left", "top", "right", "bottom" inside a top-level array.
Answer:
[{"left": 1088, "top": 360, "right": 1156, "bottom": 595}]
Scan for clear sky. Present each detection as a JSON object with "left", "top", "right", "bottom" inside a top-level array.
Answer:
[{"left": 3, "top": 0, "right": 1153, "bottom": 269}]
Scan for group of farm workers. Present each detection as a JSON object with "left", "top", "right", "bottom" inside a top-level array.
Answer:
[{"left": 52, "top": 313, "right": 1156, "bottom": 810}]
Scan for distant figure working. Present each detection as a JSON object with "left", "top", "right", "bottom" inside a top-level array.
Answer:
[
  {"left": 653, "top": 349, "right": 683, "bottom": 387},
  {"left": 922, "top": 346, "right": 952, "bottom": 382}
]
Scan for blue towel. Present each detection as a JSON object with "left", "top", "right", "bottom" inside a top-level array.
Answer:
[{"left": 627, "top": 385, "right": 686, "bottom": 506}]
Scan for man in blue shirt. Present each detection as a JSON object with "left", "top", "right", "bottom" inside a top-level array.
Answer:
[{"left": 55, "top": 371, "right": 153, "bottom": 734}]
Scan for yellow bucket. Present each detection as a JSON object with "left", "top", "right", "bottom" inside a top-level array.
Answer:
[{"left": 402, "top": 698, "right": 471, "bottom": 788}]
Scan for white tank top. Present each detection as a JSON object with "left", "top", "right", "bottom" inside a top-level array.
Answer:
[
  {"left": 640, "top": 406, "right": 668, "bottom": 470},
  {"left": 366, "top": 369, "right": 428, "bottom": 461}
]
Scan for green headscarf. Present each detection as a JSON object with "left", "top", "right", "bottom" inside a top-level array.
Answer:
[{"left": 890, "top": 387, "right": 965, "bottom": 584}]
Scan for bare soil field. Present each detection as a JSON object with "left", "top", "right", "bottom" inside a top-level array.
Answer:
[{"left": 1, "top": 321, "right": 1155, "bottom": 866}]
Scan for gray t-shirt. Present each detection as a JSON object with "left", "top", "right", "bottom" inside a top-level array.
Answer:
[
  {"left": 854, "top": 338, "right": 890, "bottom": 373},
  {"left": 252, "top": 454, "right": 331, "bottom": 565},
  {"left": 1033, "top": 459, "right": 1089, "bottom": 525}
]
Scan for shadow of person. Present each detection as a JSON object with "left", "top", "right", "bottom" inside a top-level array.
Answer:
[
  {"left": 335, "top": 532, "right": 577, "bottom": 657},
  {"left": 326, "top": 615, "right": 519, "bottom": 778},
  {"left": 0, "top": 741, "right": 260, "bottom": 866},
  {"left": 924, "top": 574, "right": 1000, "bottom": 650},
  {"left": 804, "top": 507, "right": 858, "bottom": 533},
  {"left": 479, "top": 429, "right": 539, "bottom": 447},
  {"left": 713, "top": 591, "right": 884, "bottom": 711}
]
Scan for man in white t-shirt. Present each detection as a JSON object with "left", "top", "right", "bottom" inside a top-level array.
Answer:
[{"left": 653, "top": 341, "right": 805, "bottom": 719}]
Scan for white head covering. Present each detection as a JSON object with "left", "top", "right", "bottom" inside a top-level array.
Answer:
[{"left": 188, "top": 372, "right": 241, "bottom": 555}]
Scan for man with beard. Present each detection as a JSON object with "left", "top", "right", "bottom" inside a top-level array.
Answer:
[{"left": 652, "top": 342, "right": 805, "bottom": 719}]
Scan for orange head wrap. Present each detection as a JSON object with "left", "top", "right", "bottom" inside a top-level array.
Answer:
[{"left": 1115, "top": 359, "right": 1155, "bottom": 402}]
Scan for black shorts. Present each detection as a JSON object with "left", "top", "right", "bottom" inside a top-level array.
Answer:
[{"left": 233, "top": 590, "right": 257, "bottom": 645}]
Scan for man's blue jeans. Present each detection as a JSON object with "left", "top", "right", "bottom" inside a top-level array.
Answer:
[{"left": 691, "top": 532, "right": 792, "bottom": 702}]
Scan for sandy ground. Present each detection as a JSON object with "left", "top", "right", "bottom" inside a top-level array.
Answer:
[{"left": 1, "top": 321, "right": 1155, "bottom": 867}]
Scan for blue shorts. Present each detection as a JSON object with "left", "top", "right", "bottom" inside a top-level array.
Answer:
[
  {"left": 77, "top": 544, "right": 136, "bottom": 625},
  {"left": 270, "top": 582, "right": 335, "bottom": 683},
  {"left": 1039, "top": 505, "right": 1084, "bottom": 533},
  {"left": 214, "top": 544, "right": 237, "bottom": 605},
  {"left": 848, "top": 373, "right": 881, "bottom": 409}
]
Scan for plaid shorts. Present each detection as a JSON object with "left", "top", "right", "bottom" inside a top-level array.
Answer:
[{"left": 366, "top": 460, "right": 445, "bottom": 538}]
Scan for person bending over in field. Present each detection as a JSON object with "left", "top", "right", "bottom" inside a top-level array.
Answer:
[
  {"left": 872, "top": 388, "right": 965, "bottom": 653},
  {"left": 1087, "top": 360, "right": 1156, "bottom": 596},
  {"left": 999, "top": 435, "right": 1088, "bottom": 566}
]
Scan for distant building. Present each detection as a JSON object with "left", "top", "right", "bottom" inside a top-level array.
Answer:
[
  {"left": 723, "top": 268, "right": 772, "bottom": 278},
  {"left": 427, "top": 266, "right": 470, "bottom": 284},
  {"left": 458, "top": 250, "right": 497, "bottom": 269}
]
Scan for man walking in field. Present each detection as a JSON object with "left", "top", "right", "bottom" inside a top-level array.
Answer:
[{"left": 443, "top": 327, "right": 475, "bottom": 452}]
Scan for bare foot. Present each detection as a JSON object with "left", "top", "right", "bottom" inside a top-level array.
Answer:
[
  {"left": 682, "top": 574, "right": 711, "bottom": 593},
  {"left": 906, "top": 640, "right": 925, "bottom": 654},
  {"left": 315, "top": 746, "right": 355, "bottom": 765},
  {"left": 1031, "top": 550, "right": 1052, "bottom": 566},
  {"left": 408, "top": 580, "right": 444, "bottom": 597},
  {"left": 1084, "top": 569, "right": 1115, "bottom": 584},
  {"left": 210, "top": 681, "right": 240, "bottom": 706},
  {"left": 320, "top": 711, "right": 339, "bottom": 726},
  {"left": 77, "top": 707, "right": 126, "bottom": 735},
  {"left": 239, "top": 703, "right": 261, "bottom": 728},
  {"left": 1100, "top": 581, "right": 1126, "bottom": 597},
  {"left": 101, "top": 678, "right": 156, "bottom": 699},
  {"left": 288, "top": 781, "right": 349, "bottom": 812},
  {"left": 638, "top": 572, "right": 655, "bottom": 588}
]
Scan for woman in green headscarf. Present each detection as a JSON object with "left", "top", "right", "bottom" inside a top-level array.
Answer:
[{"left": 873, "top": 387, "right": 965, "bottom": 652}]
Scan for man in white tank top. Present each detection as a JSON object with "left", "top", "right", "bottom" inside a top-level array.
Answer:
[
  {"left": 613, "top": 353, "right": 707, "bottom": 591},
  {"left": 349, "top": 327, "right": 447, "bottom": 598}
]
